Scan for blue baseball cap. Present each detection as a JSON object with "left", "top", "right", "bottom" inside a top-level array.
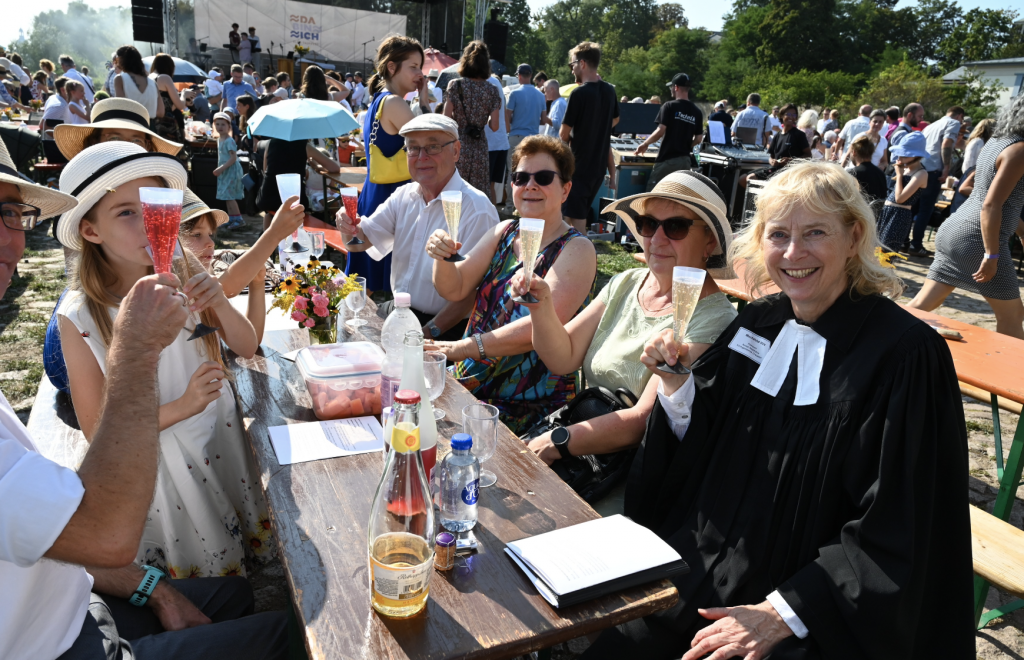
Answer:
[{"left": 889, "top": 131, "right": 928, "bottom": 159}]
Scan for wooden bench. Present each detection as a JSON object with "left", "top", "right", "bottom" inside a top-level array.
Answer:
[
  {"left": 971, "top": 505, "right": 1024, "bottom": 628},
  {"left": 33, "top": 160, "right": 66, "bottom": 185}
]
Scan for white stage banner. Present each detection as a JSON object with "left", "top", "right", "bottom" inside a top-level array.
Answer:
[{"left": 195, "top": 0, "right": 407, "bottom": 63}]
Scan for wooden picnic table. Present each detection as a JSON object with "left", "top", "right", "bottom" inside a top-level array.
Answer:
[
  {"left": 302, "top": 215, "right": 349, "bottom": 255},
  {"left": 228, "top": 299, "right": 679, "bottom": 660}
]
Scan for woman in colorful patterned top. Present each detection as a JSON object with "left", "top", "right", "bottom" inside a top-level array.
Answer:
[{"left": 427, "top": 135, "right": 597, "bottom": 433}]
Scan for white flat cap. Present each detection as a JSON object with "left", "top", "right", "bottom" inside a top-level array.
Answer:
[{"left": 399, "top": 113, "right": 459, "bottom": 141}]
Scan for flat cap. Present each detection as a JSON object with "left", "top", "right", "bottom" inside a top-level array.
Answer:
[{"left": 399, "top": 113, "right": 460, "bottom": 141}]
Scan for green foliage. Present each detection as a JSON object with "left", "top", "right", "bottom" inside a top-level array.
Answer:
[
  {"left": 740, "top": 67, "right": 862, "bottom": 109},
  {"left": 502, "top": 0, "right": 547, "bottom": 70},
  {"left": 701, "top": 4, "right": 768, "bottom": 103},
  {"left": 756, "top": 0, "right": 840, "bottom": 72},
  {"left": 12, "top": 1, "right": 132, "bottom": 81},
  {"left": 856, "top": 60, "right": 948, "bottom": 120},
  {"left": 945, "top": 69, "right": 1007, "bottom": 121},
  {"left": 935, "top": 9, "right": 1017, "bottom": 72},
  {"left": 605, "top": 26, "right": 711, "bottom": 101}
]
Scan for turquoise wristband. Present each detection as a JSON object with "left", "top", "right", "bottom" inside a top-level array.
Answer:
[{"left": 129, "top": 565, "right": 165, "bottom": 607}]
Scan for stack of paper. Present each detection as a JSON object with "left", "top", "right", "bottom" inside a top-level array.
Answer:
[
  {"left": 505, "top": 515, "right": 688, "bottom": 608},
  {"left": 268, "top": 417, "right": 384, "bottom": 465}
]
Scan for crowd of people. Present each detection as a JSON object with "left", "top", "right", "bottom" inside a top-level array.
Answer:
[{"left": 0, "top": 27, "right": 1021, "bottom": 660}]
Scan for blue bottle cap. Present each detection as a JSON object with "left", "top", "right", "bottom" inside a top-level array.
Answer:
[{"left": 450, "top": 433, "right": 472, "bottom": 450}]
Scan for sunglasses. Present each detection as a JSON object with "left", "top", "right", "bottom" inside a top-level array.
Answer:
[
  {"left": 633, "top": 215, "right": 695, "bottom": 241},
  {"left": 510, "top": 170, "right": 557, "bottom": 187}
]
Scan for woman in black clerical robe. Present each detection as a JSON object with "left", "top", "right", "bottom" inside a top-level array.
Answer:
[{"left": 582, "top": 161, "right": 975, "bottom": 660}]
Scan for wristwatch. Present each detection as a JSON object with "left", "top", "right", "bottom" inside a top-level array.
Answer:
[
  {"left": 129, "top": 565, "right": 166, "bottom": 607},
  {"left": 551, "top": 426, "right": 573, "bottom": 461},
  {"left": 425, "top": 320, "right": 442, "bottom": 339}
]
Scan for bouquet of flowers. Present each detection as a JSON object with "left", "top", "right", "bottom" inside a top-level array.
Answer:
[
  {"left": 29, "top": 99, "right": 42, "bottom": 112},
  {"left": 294, "top": 43, "right": 310, "bottom": 57},
  {"left": 270, "top": 258, "right": 363, "bottom": 344}
]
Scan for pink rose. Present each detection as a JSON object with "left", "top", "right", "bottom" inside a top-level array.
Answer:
[
  {"left": 291, "top": 310, "right": 307, "bottom": 323},
  {"left": 293, "top": 296, "right": 308, "bottom": 310},
  {"left": 311, "top": 293, "right": 329, "bottom": 307},
  {"left": 313, "top": 305, "right": 329, "bottom": 318},
  {"left": 303, "top": 317, "right": 316, "bottom": 328}
]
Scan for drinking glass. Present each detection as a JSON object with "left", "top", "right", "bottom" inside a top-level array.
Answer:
[
  {"left": 340, "top": 187, "right": 363, "bottom": 246},
  {"left": 656, "top": 266, "right": 707, "bottom": 375},
  {"left": 463, "top": 403, "right": 498, "bottom": 487},
  {"left": 309, "top": 231, "right": 326, "bottom": 260},
  {"left": 423, "top": 351, "right": 446, "bottom": 420},
  {"left": 440, "top": 190, "right": 464, "bottom": 262},
  {"left": 140, "top": 187, "right": 219, "bottom": 341},
  {"left": 511, "top": 218, "right": 544, "bottom": 304},
  {"left": 345, "top": 276, "right": 367, "bottom": 328},
  {"left": 277, "top": 174, "right": 308, "bottom": 254}
]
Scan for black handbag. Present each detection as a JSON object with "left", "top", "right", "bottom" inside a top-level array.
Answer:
[{"left": 521, "top": 385, "right": 639, "bottom": 503}]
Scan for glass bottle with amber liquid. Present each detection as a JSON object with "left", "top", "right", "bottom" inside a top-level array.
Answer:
[{"left": 368, "top": 390, "right": 436, "bottom": 617}]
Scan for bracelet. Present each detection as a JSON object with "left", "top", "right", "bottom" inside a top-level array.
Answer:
[
  {"left": 129, "top": 565, "right": 166, "bottom": 607},
  {"left": 985, "top": 254, "right": 1000, "bottom": 260},
  {"left": 473, "top": 333, "right": 486, "bottom": 360}
]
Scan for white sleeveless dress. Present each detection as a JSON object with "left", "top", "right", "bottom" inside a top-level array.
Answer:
[
  {"left": 58, "top": 291, "right": 273, "bottom": 577},
  {"left": 118, "top": 72, "right": 159, "bottom": 120}
]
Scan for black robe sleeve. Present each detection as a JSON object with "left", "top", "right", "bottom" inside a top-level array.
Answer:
[{"left": 775, "top": 324, "right": 975, "bottom": 658}]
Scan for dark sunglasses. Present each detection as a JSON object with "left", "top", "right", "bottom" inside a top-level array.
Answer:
[
  {"left": 510, "top": 170, "right": 557, "bottom": 187},
  {"left": 634, "top": 215, "right": 695, "bottom": 241}
]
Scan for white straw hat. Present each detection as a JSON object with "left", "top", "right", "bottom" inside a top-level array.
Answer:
[
  {"left": 0, "top": 139, "right": 77, "bottom": 220},
  {"left": 57, "top": 142, "right": 187, "bottom": 251},
  {"left": 602, "top": 170, "right": 734, "bottom": 276},
  {"left": 54, "top": 97, "right": 183, "bottom": 159},
  {"left": 181, "top": 188, "right": 228, "bottom": 227}
]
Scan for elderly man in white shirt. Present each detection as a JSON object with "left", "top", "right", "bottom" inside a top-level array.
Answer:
[
  {"left": 58, "top": 54, "right": 95, "bottom": 105},
  {"left": 337, "top": 113, "right": 499, "bottom": 340},
  {"left": 0, "top": 141, "right": 287, "bottom": 660}
]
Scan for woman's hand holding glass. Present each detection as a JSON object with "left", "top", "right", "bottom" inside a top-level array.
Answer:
[
  {"left": 334, "top": 206, "right": 361, "bottom": 238},
  {"left": 641, "top": 327, "right": 691, "bottom": 394},
  {"left": 181, "top": 271, "right": 228, "bottom": 313},
  {"left": 267, "top": 196, "right": 305, "bottom": 242},
  {"left": 509, "top": 269, "right": 552, "bottom": 307},
  {"left": 425, "top": 228, "right": 461, "bottom": 262}
]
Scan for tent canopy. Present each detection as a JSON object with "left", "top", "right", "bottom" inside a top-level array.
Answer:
[{"left": 423, "top": 48, "right": 457, "bottom": 76}]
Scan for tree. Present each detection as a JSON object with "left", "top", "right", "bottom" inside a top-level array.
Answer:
[
  {"left": 857, "top": 60, "right": 948, "bottom": 119},
  {"left": 502, "top": 0, "right": 547, "bottom": 70},
  {"left": 909, "top": 0, "right": 962, "bottom": 67},
  {"left": 737, "top": 66, "right": 861, "bottom": 108},
  {"left": 756, "top": 0, "right": 840, "bottom": 72},
  {"left": 537, "top": 0, "right": 605, "bottom": 77},
  {"left": 946, "top": 69, "right": 1006, "bottom": 121},
  {"left": 701, "top": 3, "right": 769, "bottom": 103},
  {"left": 935, "top": 8, "right": 1017, "bottom": 72},
  {"left": 605, "top": 25, "right": 712, "bottom": 100},
  {"left": 654, "top": 4, "right": 687, "bottom": 33}
]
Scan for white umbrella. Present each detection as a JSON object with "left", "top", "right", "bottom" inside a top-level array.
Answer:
[{"left": 142, "top": 56, "right": 208, "bottom": 82}]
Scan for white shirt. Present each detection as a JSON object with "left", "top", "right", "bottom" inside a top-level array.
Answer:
[
  {"left": 732, "top": 106, "right": 770, "bottom": 146},
  {"left": 485, "top": 76, "right": 510, "bottom": 151},
  {"left": 359, "top": 170, "right": 499, "bottom": 315},
  {"left": 0, "top": 391, "right": 94, "bottom": 659},
  {"left": 350, "top": 82, "right": 367, "bottom": 107},
  {"left": 205, "top": 78, "right": 224, "bottom": 99},
  {"left": 838, "top": 116, "right": 871, "bottom": 145},
  {"left": 544, "top": 97, "right": 568, "bottom": 138},
  {"left": 963, "top": 137, "right": 984, "bottom": 173},
  {"left": 62, "top": 68, "right": 94, "bottom": 103},
  {"left": 41, "top": 94, "right": 69, "bottom": 127},
  {"left": 768, "top": 115, "right": 782, "bottom": 133},
  {"left": 852, "top": 131, "right": 888, "bottom": 168},
  {"left": 68, "top": 100, "right": 89, "bottom": 125},
  {"left": 0, "top": 59, "right": 31, "bottom": 86}
]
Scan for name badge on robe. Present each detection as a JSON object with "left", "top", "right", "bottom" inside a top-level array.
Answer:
[
  {"left": 729, "top": 327, "right": 771, "bottom": 364},
  {"left": 749, "top": 320, "right": 827, "bottom": 406}
]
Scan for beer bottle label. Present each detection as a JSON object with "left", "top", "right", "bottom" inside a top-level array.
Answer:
[{"left": 391, "top": 425, "right": 421, "bottom": 453}]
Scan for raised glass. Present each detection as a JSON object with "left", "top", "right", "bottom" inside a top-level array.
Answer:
[
  {"left": 510, "top": 218, "right": 544, "bottom": 304},
  {"left": 656, "top": 266, "right": 706, "bottom": 375}
]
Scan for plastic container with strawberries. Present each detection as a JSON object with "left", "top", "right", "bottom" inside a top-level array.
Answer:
[{"left": 295, "top": 342, "right": 385, "bottom": 420}]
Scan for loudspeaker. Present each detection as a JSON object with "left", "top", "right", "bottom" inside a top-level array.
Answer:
[
  {"left": 132, "top": 0, "right": 164, "bottom": 44},
  {"left": 483, "top": 21, "right": 508, "bottom": 66}
]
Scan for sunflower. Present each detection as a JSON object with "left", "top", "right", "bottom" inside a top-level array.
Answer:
[
  {"left": 220, "top": 562, "right": 242, "bottom": 577},
  {"left": 280, "top": 277, "right": 299, "bottom": 294},
  {"left": 186, "top": 564, "right": 203, "bottom": 578},
  {"left": 247, "top": 531, "right": 268, "bottom": 555},
  {"left": 257, "top": 513, "right": 272, "bottom": 534},
  {"left": 167, "top": 565, "right": 181, "bottom": 579},
  {"left": 875, "top": 246, "right": 907, "bottom": 269}
]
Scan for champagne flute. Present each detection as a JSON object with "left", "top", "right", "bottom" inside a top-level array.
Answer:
[
  {"left": 277, "top": 174, "right": 309, "bottom": 254},
  {"left": 511, "top": 218, "right": 544, "bottom": 304},
  {"left": 656, "top": 266, "right": 707, "bottom": 375},
  {"left": 341, "top": 187, "right": 363, "bottom": 246},
  {"left": 309, "top": 231, "right": 326, "bottom": 260},
  {"left": 439, "top": 190, "right": 464, "bottom": 262},
  {"left": 423, "top": 351, "right": 446, "bottom": 420},
  {"left": 463, "top": 403, "right": 498, "bottom": 487},
  {"left": 345, "top": 276, "right": 367, "bottom": 328},
  {"left": 139, "top": 187, "right": 220, "bottom": 341}
]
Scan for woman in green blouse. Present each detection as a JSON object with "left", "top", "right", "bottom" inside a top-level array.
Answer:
[{"left": 512, "top": 171, "right": 737, "bottom": 477}]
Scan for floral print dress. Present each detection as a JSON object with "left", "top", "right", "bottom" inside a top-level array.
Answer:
[
  {"left": 447, "top": 78, "right": 500, "bottom": 195},
  {"left": 453, "top": 220, "right": 594, "bottom": 434},
  {"left": 58, "top": 290, "right": 274, "bottom": 578}
]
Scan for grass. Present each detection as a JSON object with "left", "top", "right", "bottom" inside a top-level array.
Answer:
[
  {"left": 595, "top": 241, "right": 643, "bottom": 291},
  {"left": 967, "top": 420, "right": 995, "bottom": 435}
]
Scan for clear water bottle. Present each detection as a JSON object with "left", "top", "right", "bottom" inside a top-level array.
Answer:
[
  {"left": 380, "top": 292, "right": 420, "bottom": 409},
  {"left": 439, "top": 433, "right": 479, "bottom": 532}
]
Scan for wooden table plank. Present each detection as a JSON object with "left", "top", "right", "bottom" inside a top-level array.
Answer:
[
  {"left": 303, "top": 216, "right": 349, "bottom": 255},
  {"left": 229, "top": 301, "right": 678, "bottom": 660}
]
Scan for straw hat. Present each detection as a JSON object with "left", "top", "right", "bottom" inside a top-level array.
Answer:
[
  {"left": 602, "top": 170, "right": 733, "bottom": 276},
  {"left": 0, "top": 138, "right": 77, "bottom": 220},
  {"left": 53, "top": 97, "right": 183, "bottom": 159},
  {"left": 57, "top": 141, "right": 187, "bottom": 251},
  {"left": 181, "top": 188, "right": 228, "bottom": 227}
]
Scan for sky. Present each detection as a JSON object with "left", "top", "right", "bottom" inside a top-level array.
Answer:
[{"left": 3, "top": 0, "right": 1024, "bottom": 51}]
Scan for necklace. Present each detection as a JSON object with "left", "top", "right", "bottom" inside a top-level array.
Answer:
[{"left": 638, "top": 274, "right": 672, "bottom": 315}]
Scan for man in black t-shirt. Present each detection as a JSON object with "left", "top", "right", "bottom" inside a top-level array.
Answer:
[
  {"left": 634, "top": 72, "right": 703, "bottom": 191},
  {"left": 708, "top": 101, "right": 733, "bottom": 129},
  {"left": 560, "top": 41, "right": 619, "bottom": 232}
]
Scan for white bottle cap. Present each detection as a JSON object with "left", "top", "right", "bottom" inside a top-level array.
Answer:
[{"left": 394, "top": 292, "right": 411, "bottom": 307}]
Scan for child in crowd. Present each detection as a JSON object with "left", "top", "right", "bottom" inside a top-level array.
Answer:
[
  {"left": 212, "top": 111, "right": 246, "bottom": 229},
  {"left": 179, "top": 187, "right": 305, "bottom": 343},
  {"left": 56, "top": 141, "right": 273, "bottom": 578},
  {"left": 64, "top": 80, "right": 89, "bottom": 124},
  {"left": 876, "top": 131, "right": 929, "bottom": 252}
]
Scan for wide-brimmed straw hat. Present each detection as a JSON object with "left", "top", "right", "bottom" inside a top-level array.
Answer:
[
  {"left": 57, "top": 141, "right": 187, "bottom": 251},
  {"left": 602, "top": 170, "right": 733, "bottom": 276},
  {"left": 0, "top": 139, "right": 77, "bottom": 220},
  {"left": 181, "top": 188, "right": 228, "bottom": 227},
  {"left": 54, "top": 97, "right": 183, "bottom": 159}
]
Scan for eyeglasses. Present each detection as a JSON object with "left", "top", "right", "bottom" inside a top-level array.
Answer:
[
  {"left": 570, "top": 60, "right": 582, "bottom": 67},
  {"left": 510, "top": 170, "right": 558, "bottom": 187},
  {"left": 406, "top": 140, "right": 456, "bottom": 157},
  {"left": 1, "top": 202, "right": 43, "bottom": 231},
  {"left": 633, "top": 215, "right": 695, "bottom": 241}
]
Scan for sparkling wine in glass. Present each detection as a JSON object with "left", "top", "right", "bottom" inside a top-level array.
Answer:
[
  {"left": 423, "top": 351, "right": 446, "bottom": 420},
  {"left": 341, "top": 187, "right": 363, "bottom": 246},
  {"left": 140, "top": 187, "right": 220, "bottom": 342},
  {"left": 309, "top": 231, "right": 326, "bottom": 260},
  {"left": 463, "top": 403, "right": 498, "bottom": 487},
  {"left": 277, "top": 174, "right": 309, "bottom": 254},
  {"left": 345, "top": 276, "right": 367, "bottom": 328},
  {"left": 511, "top": 218, "right": 544, "bottom": 304},
  {"left": 656, "top": 266, "right": 706, "bottom": 376},
  {"left": 439, "top": 190, "right": 464, "bottom": 262}
]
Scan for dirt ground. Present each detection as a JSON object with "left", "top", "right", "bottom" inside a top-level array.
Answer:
[{"left": 3, "top": 221, "right": 1022, "bottom": 658}]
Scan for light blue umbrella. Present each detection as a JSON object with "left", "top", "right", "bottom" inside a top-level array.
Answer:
[{"left": 247, "top": 99, "right": 360, "bottom": 141}]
